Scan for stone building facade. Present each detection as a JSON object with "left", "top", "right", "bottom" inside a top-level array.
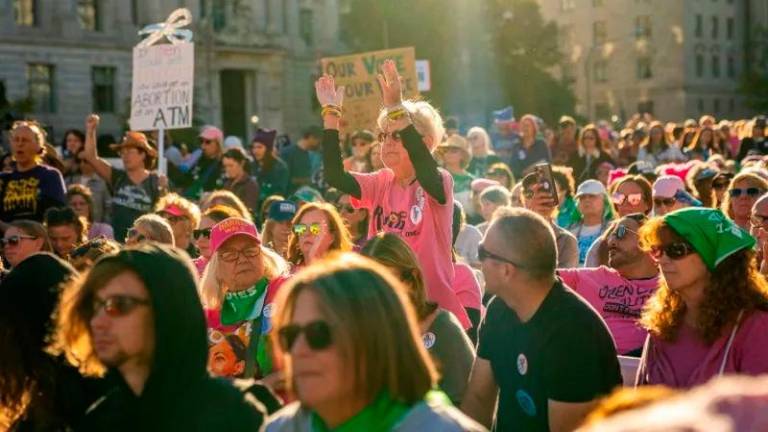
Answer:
[
  {"left": 538, "top": 0, "right": 767, "bottom": 121},
  {"left": 0, "top": 0, "right": 342, "bottom": 145}
]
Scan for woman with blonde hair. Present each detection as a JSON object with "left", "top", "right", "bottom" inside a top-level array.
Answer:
[
  {"left": 466, "top": 126, "right": 501, "bottom": 178},
  {"left": 637, "top": 121, "right": 685, "bottom": 166},
  {"left": 0, "top": 120, "right": 67, "bottom": 225},
  {"left": 126, "top": 213, "right": 174, "bottom": 246},
  {"left": 155, "top": 192, "right": 201, "bottom": 256},
  {"left": 720, "top": 171, "right": 768, "bottom": 230},
  {"left": 316, "top": 60, "right": 470, "bottom": 329},
  {"left": 636, "top": 207, "right": 768, "bottom": 388},
  {"left": 286, "top": 202, "right": 352, "bottom": 268},
  {"left": 199, "top": 217, "right": 289, "bottom": 387},
  {"left": 265, "top": 253, "right": 485, "bottom": 431},
  {"left": 199, "top": 189, "right": 253, "bottom": 222},
  {"left": 361, "top": 233, "right": 475, "bottom": 405}
]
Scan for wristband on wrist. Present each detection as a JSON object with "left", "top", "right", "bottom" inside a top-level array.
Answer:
[{"left": 321, "top": 106, "right": 342, "bottom": 118}]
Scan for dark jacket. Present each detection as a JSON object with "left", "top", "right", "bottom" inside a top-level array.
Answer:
[
  {"left": 224, "top": 175, "right": 261, "bottom": 216},
  {"left": 252, "top": 158, "right": 289, "bottom": 200},
  {"left": 77, "top": 245, "right": 266, "bottom": 431},
  {"left": 568, "top": 150, "right": 614, "bottom": 183}
]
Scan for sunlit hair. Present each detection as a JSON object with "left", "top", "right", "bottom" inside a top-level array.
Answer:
[
  {"left": 519, "top": 114, "right": 539, "bottom": 138},
  {"left": 486, "top": 162, "right": 515, "bottom": 190},
  {"left": 199, "top": 190, "right": 252, "bottom": 222},
  {"left": 199, "top": 243, "right": 288, "bottom": 310},
  {"left": 720, "top": 172, "right": 768, "bottom": 219},
  {"left": 685, "top": 127, "right": 716, "bottom": 153},
  {"left": 67, "top": 183, "right": 95, "bottom": 222},
  {"left": 10, "top": 120, "right": 47, "bottom": 162},
  {"left": 577, "top": 123, "right": 606, "bottom": 156},
  {"left": 272, "top": 252, "right": 438, "bottom": 404},
  {"left": 9, "top": 219, "right": 52, "bottom": 252},
  {"left": 580, "top": 386, "right": 678, "bottom": 427},
  {"left": 640, "top": 121, "right": 671, "bottom": 152},
  {"left": 638, "top": 218, "right": 768, "bottom": 343},
  {"left": 44, "top": 206, "right": 88, "bottom": 247},
  {"left": 286, "top": 202, "right": 353, "bottom": 266},
  {"left": 132, "top": 214, "right": 174, "bottom": 245},
  {"left": 376, "top": 100, "right": 445, "bottom": 150},
  {"left": 69, "top": 237, "right": 121, "bottom": 273},
  {"left": 610, "top": 175, "right": 653, "bottom": 215},
  {"left": 155, "top": 192, "right": 201, "bottom": 228},
  {"left": 467, "top": 126, "right": 494, "bottom": 157},
  {"left": 361, "top": 233, "right": 437, "bottom": 321},
  {"left": 491, "top": 207, "right": 557, "bottom": 280},
  {"left": 552, "top": 165, "right": 575, "bottom": 197}
]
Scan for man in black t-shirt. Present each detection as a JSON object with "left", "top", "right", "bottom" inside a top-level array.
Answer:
[{"left": 461, "top": 207, "right": 621, "bottom": 432}]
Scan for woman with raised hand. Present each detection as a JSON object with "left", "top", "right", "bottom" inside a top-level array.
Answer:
[{"left": 316, "top": 61, "right": 470, "bottom": 329}]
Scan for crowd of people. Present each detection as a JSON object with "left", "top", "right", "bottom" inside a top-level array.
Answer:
[{"left": 1, "top": 58, "right": 768, "bottom": 431}]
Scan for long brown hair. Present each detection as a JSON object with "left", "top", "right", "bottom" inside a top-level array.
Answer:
[
  {"left": 286, "top": 202, "right": 353, "bottom": 265},
  {"left": 272, "top": 252, "right": 438, "bottom": 404},
  {"left": 639, "top": 219, "right": 768, "bottom": 343},
  {"left": 361, "top": 233, "right": 438, "bottom": 321}
]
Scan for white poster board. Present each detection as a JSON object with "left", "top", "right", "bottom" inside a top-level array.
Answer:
[
  {"left": 416, "top": 60, "right": 431, "bottom": 92},
  {"left": 130, "top": 42, "right": 194, "bottom": 131}
]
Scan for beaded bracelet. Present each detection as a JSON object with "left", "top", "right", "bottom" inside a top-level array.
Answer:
[
  {"left": 387, "top": 109, "right": 407, "bottom": 120},
  {"left": 321, "top": 106, "right": 342, "bottom": 117}
]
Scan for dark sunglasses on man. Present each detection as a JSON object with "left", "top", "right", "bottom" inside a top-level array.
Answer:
[
  {"left": 0, "top": 234, "right": 37, "bottom": 247},
  {"left": 653, "top": 197, "right": 676, "bottom": 208},
  {"left": 278, "top": 320, "right": 333, "bottom": 351},
  {"left": 91, "top": 295, "right": 150, "bottom": 318}
]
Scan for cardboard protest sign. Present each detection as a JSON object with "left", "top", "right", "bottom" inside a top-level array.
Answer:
[
  {"left": 321, "top": 47, "right": 419, "bottom": 133},
  {"left": 130, "top": 42, "right": 194, "bottom": 131}
]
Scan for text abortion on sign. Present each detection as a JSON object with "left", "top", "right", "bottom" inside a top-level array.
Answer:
[
  {"left": 321, "top": 47, "right": 419, "bottom": 133},
  {"left": 130, "top": 42, "right": 194, "bottom": 131}
]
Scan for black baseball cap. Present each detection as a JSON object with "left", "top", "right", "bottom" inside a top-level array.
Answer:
[{"left": 268, "top": 200, "right": 297, "bottom": 222}]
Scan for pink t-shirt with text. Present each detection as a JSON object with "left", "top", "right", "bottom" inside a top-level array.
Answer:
[
  {"left": 352, "top": 168, "right": 470, "bottom": 328},
  {"left": 453, "top": 262, "right": 482, "bottom": 312},
  {"left": 558, "top": 266, "right": 659, "bottom": 354}
]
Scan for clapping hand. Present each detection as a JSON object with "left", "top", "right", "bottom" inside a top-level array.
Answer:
[{"left": 376, "top": 59, "right": 403, "bottom": 108}]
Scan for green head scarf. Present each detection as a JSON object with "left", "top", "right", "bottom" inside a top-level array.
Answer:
[{"left": 664, "top": 207, "right": 755, "bottom": 271}]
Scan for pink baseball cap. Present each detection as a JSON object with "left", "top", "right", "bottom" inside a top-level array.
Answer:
[
  {"left": 653, "top": 175, "right": 686, "bottom": 198},
  {"left": 210, "top": 217, "right": 261, "bottom": 255},
  {"left": 199, "top": 125, "right": 224, "bottom": 142},
  {"left": 159, "top": 204, "right": 185, "bottom": 218}
]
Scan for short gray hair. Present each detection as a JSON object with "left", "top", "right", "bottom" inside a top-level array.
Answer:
[
  {"left": 376, "top": 100, "right": 444, "bottom": 150},
  {"left": 480, "top": 185, "right": 511, "bottom": 206},
  {"left": 490, "top": 207, "right": 557, "bottom": 280},
  {"left": 133, "top": 214, "right": 174, "bottom": 245}
]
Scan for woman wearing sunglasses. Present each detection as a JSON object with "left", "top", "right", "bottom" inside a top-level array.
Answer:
[
  {"left": 361, "top": 233, "right": 475, "bottom": 406},
  {"left": 155, "top": 193, "right": 201, "bottom": 258},
  {"left": 334, "top": 193, "right": 369, "bottom": 250},
  {"left": 191, "top": 205, "right": 242, "bottom": 276},
  {"left": 721, "top": 172, "right": 768, "bottom": 230},
  {"left": 199, "top": 218, "right": 290, "bottom": 390},
  {"left": 316, "top": 61, "right": 471, "bottom": 330},
  {"left": 266, "top": 253, "right": 485, "bottom": 431},
  {"left": 636, "top": 208, "right": 768, "bottom": 388},
  {"left": 286, "top": 202, "right": 353, "bottom": 268},
  {"left": 1, "top": 220, "right": 52, "bottom": 268},
  {"left": 125, "top": 214, "right": 174, "bottom": 246},
  {"left": 343, "top": 129, "right": 375, "bottom": 173}
]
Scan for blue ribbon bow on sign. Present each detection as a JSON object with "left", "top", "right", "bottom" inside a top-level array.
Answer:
[{"left": 137, "top": 8, "right": 194, "bottom": 47}]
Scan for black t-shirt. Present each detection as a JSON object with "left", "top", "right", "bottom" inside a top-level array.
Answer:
[
  {"left": 110, "top": 168, "right": 160, "bottom": 242},
  {"left": 737, "top": 136, "right": 768, "bottom": 160},
  {"left": 478, "top": 280, "right": 622, "bottom": 432},
  {"left": 280, "top": 144, "right": 318, "bottom": 193},
  {"left": 0, "top": 165, "right": 67, "bottom": 222}
]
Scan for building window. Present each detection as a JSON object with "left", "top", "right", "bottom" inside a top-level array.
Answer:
[
  {"left": 635, "top": 15, "right": 651, "bottom": 40},
  {"left": 300, "top": 8, "right": 314, "bottom": 46},
  {"left": 696, "top": 54, "right": 705, "bottom": 77},
  {"left": 713, "top": 98, "right": 721, "bottom": 113},
  {"left": 712, "top": 55, "right": 721, "bottom": 77},
  {"left": 561, "top": 0, "right": 576, "bottom": 11},
  {"left": 637, "top": 100, "right": 654, "bottom": 115},
  {"left": 13, "top": 0, "right": 37, "bottom": 26},
  {"left": 698, "top": 98, "right": 705, "bottom": 113},
  {"left": 27, "top": 64, "right": 55, "bottom": 113},
  {"left": 92, "top": 66, "right": 115, "bottom": 113},
  {"left": 726, "top": 18, "right": 734, "bottom": 40},
  {"left": 637, "top": 57, "right": 652, "bottom": 79},
  {"left": 131, "top": 0, "right": 139, "bottom": 25},
  {"left": 593, "top": 60, "right": 608, "bottom": 83},
  {"left": 282, "top": 1, "right": 290, "bottom": 33},
  {"left": 695, "top": 15, "right": 703, "bottom": 38},
  {"left": 211, "top": 0, "right": 226, "bottom": 32},
  {"left": 593, "top": 21, "right": 607, "bottom": 45},
  {"left": 727, "top": 55, "right": 736, "bottom": 78},
  {"left": 78, "top": 0, "right": 100, "bottom": 31},
  {"left": 711, "top": 16, "right": 718, "bottom": 39},
  {"left": 595, "top": 103, "right": 611, "bottom": 120}
]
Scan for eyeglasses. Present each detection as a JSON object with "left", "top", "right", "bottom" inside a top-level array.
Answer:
[
  {"left": 751, "top": 214, "right": 768, "bottom": 230},
  {"left": 219, "top": 247, "right": 261, "bottom": 262},
  {"left": 611, "top": 224, "right": 638, "bottom": 240},
  {"left": 478, "top": 244, "right": 524, "bottom": 267},
  {"left": 650, "top": 242, "right": 696, "bottom": 260},
  {"left": 193, "top": 228, "right": 212, "bottom": 240},
  {"left": 653, "top": 197, "right": 676, "bottom": 208},
  {"left": 293, "top": 223, "right": 323, "bottom": 236},
  {"left": 0, "top": 234, "right": 37, "bottom": 247},
  {"left": 91, "top": 295, "right": 150, "bottom": 318},
  {"left": 712, "top": 180, "right": 730, "bottom": 190},
  {"left": 278, "top": 320, "right": 333, "bottom": 352},
  {"left": 125, "top": 228, "right": 146, "bottom": 243},
  {"left": 337, "top": 204, "right": 356, "bottom": 214},
  {"left": 377, "top": 130, "right": 402, "bottom": 143},
  {"left": 612, "top": 192, "right": 643, "bottom": 207},
  {"left": 729, "top": 187, "right": 764, "bottom": 198}
]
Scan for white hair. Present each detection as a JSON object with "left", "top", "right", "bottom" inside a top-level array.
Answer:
[
  {"left": 467, "top": 126, "right": 494, "bottom": 157},
  {"left": 376, "top": 100, "right": 444, "bottom": 150}
]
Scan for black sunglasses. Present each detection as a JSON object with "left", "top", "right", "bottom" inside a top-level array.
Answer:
[
  {"left": 278, "top": 320, "right": 333, "bottom": 352},
  {"left": 611, "top": 224, "right": 638, "bottom": 240},
  {"left": 653, "top": 197, "right": 676, "bottom": 207},
  {"left": 193, "top": 228, "right": 212, "bottom": 240},
  {"left": 337, "top": 204, "right": 356, "bottom": 214},
  {"left": 729, "top": 187, "right": 763, "bottom": 198},
  {"left": 478, "top": 244, "right": 524, "bottom": 267},
  {"left": 0, "top": 234, "right": 37, "bottom": 247},
  {"left": 650, "top": 242, "right": 696, "bottom": 260}
]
